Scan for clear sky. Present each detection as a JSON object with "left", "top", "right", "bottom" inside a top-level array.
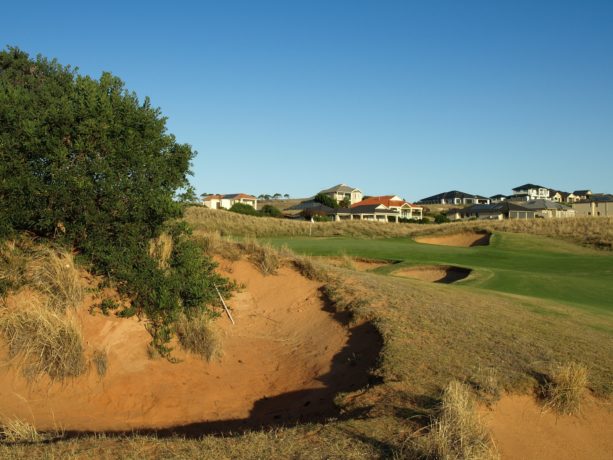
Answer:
[{"left": 3, "top": 1, "right": 612, "bottom": 201}]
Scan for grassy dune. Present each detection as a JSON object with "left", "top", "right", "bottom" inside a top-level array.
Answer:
[{"left": 185, "top": 206, "right": 613, "bottom": 249}]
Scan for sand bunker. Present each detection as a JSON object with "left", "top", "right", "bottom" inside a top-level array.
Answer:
[
  {"left": 394, "top": 265, "right": 471, "bottom": 283},
  {"left": 480, "top": 395, "right": 613, "bottom": 460},
  {"left": 0, "top": 260, "right": 381, "bottom": 433},
  {"left": 414, "top": 231, "right": 491, "bottom": 247}
]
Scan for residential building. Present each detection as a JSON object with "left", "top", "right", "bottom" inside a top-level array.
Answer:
[
  {"left": 417, "top": 190, "right": 490, "bottom": 205},
  {"left": 319, "top": 184, "right": 363, "bottom": 205},
  {"left": 203, "top": 193, "right": 258, "bottom": 210},
  {"left": 490, "top": 194, "right": 507, "bottom": 203},
  {"left": 446, "top": 201, "right": 537, "bottom": 221},
  {"left": 573, "top": 194, "right": 613, "bottom": 217},
  {"left": 573, "top": 190, "right": 593, "bottom": 201},
  {"left": 549, "top": 191, "right": 577, "bottom": 203},
  {"left": 511, "top": 184, "right": 550, "bottom": 200},
  {"left": 353, "top": 195, "right": 423, "bottom": 220},
  {"left": 521, "top": 199, "right": 575, "bottom": 218},
  {"left": 332, "top": 204, "right": 401, "bottom": 222}
]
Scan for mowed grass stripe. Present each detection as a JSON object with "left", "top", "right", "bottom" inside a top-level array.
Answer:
[{"left": 263, "top": 232, "right": 613, "bottom": 313}]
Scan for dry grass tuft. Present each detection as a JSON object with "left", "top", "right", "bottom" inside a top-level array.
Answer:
[
  {"left": 27, "top": 248, "right": 84, "bottom": 311},
  {"left": 0, "top": 306, "right": 86, "bottom": 381},
  {"left": 241, "top": 240, "right": 282, "bottom": 275},
  {"left": 0, "top": 419, "right": 45, "bottom": 444},
  {"left": 176, "top": 313, "right": 221, "bottom": 361},
  {"left": 411, "top": 381, "right": 498, "bottom": 460},
  {"left": 543, "top": 362, "right": 588, "bottom": 415},
  {"left": 470, "top": 367, "right": 501, "bottom": 403},
  {"left": 148, "top": 233, "right": 174, "bottom": 269},
  {"left": 91, "top": 349, "right": 108, "bottom": 378},
  {"left": 0, "top": 241, "right": 29, "bottom": 297}
]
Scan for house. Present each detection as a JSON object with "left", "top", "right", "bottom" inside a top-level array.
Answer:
[
  {"left": 319, "top": 184, "right": 363, "bottom": 205},
  {"left": 353, "top": 195, "right": 423, "bottom": 220},
  {"left": 573, "top": 190, "right": 593, "bottom": 201},
  {"left": 332, "top": 204, "right": 401, "bottom": 223},
  {"left": 521, "top": 199, "right": 575, "bottom": 218},
  {"left": 446, "top": 201, "right": 537, "bottom": 221},
  {"left": 203, "top": 193, "right": 258, "bottom": 210},
  {"left": 286, "top": 200, "right": 334, "bottom": 218},
  {"left": 549, "top": 191, "right": 579, "bottom": 203},
  {"left": 511, "top": 184, "right": 550, "bottom": 200},
  {"left": 417, "top": 190, "right": 490, "bottom": 205},
  {"left": 573, "top": 194, "right": 613, "bottom": 217},
  {"left": 489, "top": 194, "right": 507, "bottom": 203}
]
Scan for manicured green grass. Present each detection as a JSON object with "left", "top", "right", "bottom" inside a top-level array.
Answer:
[{"left": 263, "top": 232, "right": 613, "bottom": 314}]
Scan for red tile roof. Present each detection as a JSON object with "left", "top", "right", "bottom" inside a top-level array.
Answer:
[{"left": 352, "top": 196, "right": 421, "bottom": 209}]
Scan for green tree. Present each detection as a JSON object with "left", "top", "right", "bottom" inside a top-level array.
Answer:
[
  {"left": 339, "top": 197, "right": 351, "bottom": 208},
  {"left": 260, "top": 204, "right": 282, "bottom": 218},
  {"left": 0, "top": 47, "right": 232, "bottom": 355},
  {"left": 229, "top": 202, "right": 259, "bottom": 216},
  {"left": 313, "top": 193, "right": 339, "bottom": 209}
]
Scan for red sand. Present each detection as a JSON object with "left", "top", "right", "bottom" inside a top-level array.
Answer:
[
  {"left": 480, "top": 394, "right": 613, "bottom": 460},
  {"left": 0, "top": 260, "right": 379, "bottom": 433}
]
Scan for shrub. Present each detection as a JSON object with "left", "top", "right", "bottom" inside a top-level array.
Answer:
[
  {"left": 0, "top": 305, "right": 86, "bottom": 381},
  {"left": 176, "top": 313, "right": 221, "bottom": 361},
  {"left": 0, "top": 48, "right": 234, "bottom": 356},
  {"left": 434, "top": 213, "right": 451, "bottom": 224},
  {"left": 260, "top": 204, "right": 283, "bottom": 218},
  {"left": 543, "top": 362, "right": 588, "bottom": 415},
  {"left": 229, "top": 203, "right": 260, "bottom": 216},
  {"left": 313, "top": 193, "right": 339, "bottom": 209}
]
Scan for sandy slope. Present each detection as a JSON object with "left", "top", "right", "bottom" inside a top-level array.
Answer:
[
  {"left": 0, "top": 260, "right": 379, "bottom": 433},
  {"left": 480, "top": 395, "right": 613, "bottom": 460},
  {"left": 393, "top": 265, "right": 471, "bottom": 283},
  {"left": 414, "top": 232, "right": 491, "bottom": 247}
]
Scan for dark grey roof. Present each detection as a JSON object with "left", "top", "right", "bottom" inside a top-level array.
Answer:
[
  {"left": 320, "top": 183, "right": 360, "bottom": 194},
  {"left": 580, "top": 194, "right": 613, "bottom": 203},
  {"left": 512, "top": 183, "right": 548, "bottom": 191},
  {"left": 490, "top": 194, "right": 507, "bottom": 199},
  {"left": 455, "top": 201, "right": 529, "bottom": 215},
  {"left": 522, "top": 199, "right": 572, "bottom": 210},
  {"left": 573, "top": 190, "right": 592, "bottom": 195},
  {"left": 418, "top": 190, "right": 484, "bottom": 202},
  {"left": 287, "top": 200, "right": 334, "bottom": 212}
]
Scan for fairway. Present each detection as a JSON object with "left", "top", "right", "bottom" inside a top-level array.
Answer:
[{"left": 264, "top": 232, "right": 613, "bottom": 313}]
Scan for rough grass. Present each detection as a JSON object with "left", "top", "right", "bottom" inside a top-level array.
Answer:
[
  {"left": 26, "top": 247, "right": 84, "bottom": 312},
  {"left": 0, "top": 305, "right": 86, "bottom": 381},
  {"left": 175, "top": 313, "right": 221, "bottom": 361},
  {"left": 542, "top": 362, "right": 589, "bottom": 415},
  {"left": 409, "top": 381, "right": 498, "bottom": 460},
  {"left": 185, "top": 206, "right": 613, "bottom": 250},
  {"left": 148, "top": 233, "right": 174, "bottom": 270},
  {"left": 92, "top": 348, "right": 108, "bottom": 378},
  {"left": 0, "top": 419, "right": 45, "bottom": 444}
]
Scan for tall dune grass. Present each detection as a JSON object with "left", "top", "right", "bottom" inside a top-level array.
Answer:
[{"left": 185, "top": 207, "right": 613, "bottom": 249}]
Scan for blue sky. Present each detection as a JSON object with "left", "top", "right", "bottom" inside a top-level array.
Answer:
[{"left": 3, "top": 1, "right": 612, "bottom": 201}]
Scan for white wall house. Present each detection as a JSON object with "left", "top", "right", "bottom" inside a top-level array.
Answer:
[
  {"left": 203, "top": 193, "right": 258, "bottom": 210},
  {"left": 319, "top": 184, "right": 363, "bottom": 205},
  {"left": 352, "top": 195, "right": 423, "bottom": 220},
  {"left": 511, "top": 184, "right": 550, "bottom": 200}
]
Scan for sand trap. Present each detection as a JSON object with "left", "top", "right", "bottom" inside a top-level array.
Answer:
[
  {"left": 0, "top": 260, "right": 381, "bottom": 433},
  {"left": 414, "top": 231, "right": 491, "bottom": 247},
  {"left": 394, "top": 265, "right": 471, "bottom": 283},
  {"left": 323, "top": 257, "right": 396, "bottom": 272},
  {"left": 480, "top": 395, "right": 613, "bottom": 460}
]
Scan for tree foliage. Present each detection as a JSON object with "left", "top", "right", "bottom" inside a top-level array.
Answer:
[
  {"left": 313, "top": 192, "right": 339, "bottom": 209},
  {"left": 229, "top": 202, "right": 260, "bottom": 216},
  {"left": 0, "top": 47, "right": 233, "bottom": 355}
]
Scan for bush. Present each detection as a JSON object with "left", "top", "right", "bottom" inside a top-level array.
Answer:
[
  {"left": 229, "top": 203, "right": 260, "bottom": 216},
  {"left": 434, "top": 213, "right": 451, "bottom": 224},
  {"left": 313, "top": 193, "right": 339, "bottom": 209},
  {"left": 260, "top": 204, "right": 283, "bottom": 218},
  {"left": 0, "top": 48, "right": 234, "bottom": 356}
]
